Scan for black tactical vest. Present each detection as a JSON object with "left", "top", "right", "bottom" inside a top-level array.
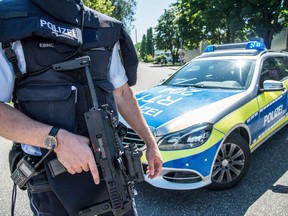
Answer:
[
  {"left": 0, "top": 0, "right": 138, "bottom": 135},
  {"left": 0, "top": 0, "right": 138, "bottom": 214}
]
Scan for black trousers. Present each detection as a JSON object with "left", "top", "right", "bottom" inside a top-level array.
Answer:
[{"left": 27, "top": 174, "right": 137, "bottom": 216}]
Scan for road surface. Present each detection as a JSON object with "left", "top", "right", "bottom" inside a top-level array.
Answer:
[{"left": 1, "top": 62, "right": 288, "bottom": 216}]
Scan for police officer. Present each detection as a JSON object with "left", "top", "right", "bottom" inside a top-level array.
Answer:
[{"left": 0, "top": 0, "right": 163, "bottom": 215}]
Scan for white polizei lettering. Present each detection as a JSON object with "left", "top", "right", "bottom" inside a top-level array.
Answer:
[
  {"left": 60, "top": 27, "right": 71, "bottom": 36},
  {"left": 145, "top": 108, "right": 162, "bottom": 117},
  {"left": 40, "top": 19, "right": 47, "bottom": 27},
  {"left": 47, "top": 22, "right": 55, "bottom": 32},
  {"left": 66, "top": 29, "right": 75, "bottom": 37},
  {"left": 138, "top": 94, "right": 183, "bottom": 106},
  {"left": 137, "top": 94, "right": 152, "bottom": 101},
  {"left": 137, "top": 94, "right": 165, "bottom": 104},
  {"left": 142, "top": 95, "right": 163, "bottom": 103},
  {"left": 157, "top": 96, "right": 183, "bottom": 106},
  {"left": 152, "top": 110, "right": 163, "bottom": 117},
  {"left": 263, "top": 105, "right": 283, "bottom": 126},
  {"left": 60, "top": 28, "right": 75, "bottom": 38},
  {"left": 140, "top": 106, "right": 150, "bottom": 113},
  {"left": 140, "top": 106, "right": 163, "bottom": 117},
  {"left": 39, "top": 19, "right": 77, "bottom": 39}
]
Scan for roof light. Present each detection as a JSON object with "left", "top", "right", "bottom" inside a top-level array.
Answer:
[
  {"left": 204, "top": 45, "right": 215, "bottom": 52},
  {"left": 246, "top": 41, "right": 266, "bottom": 51},
  {"left": 204, "top": 41, "right": 267, "bottom": 53}
]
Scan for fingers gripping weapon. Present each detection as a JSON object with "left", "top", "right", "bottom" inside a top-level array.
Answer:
[{"left": 52, "top": 56, "right": 144, "bottom": 216}]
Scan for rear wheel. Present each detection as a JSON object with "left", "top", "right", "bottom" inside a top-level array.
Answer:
[{"left": 208, "top": 132, "right": 250, "bottom": 190}]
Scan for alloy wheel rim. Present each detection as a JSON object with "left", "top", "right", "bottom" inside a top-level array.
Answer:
[{"left": 212, "top": 143, "right": 245, "bottom": 183}]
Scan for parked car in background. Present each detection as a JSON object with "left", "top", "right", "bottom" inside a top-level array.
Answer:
[{"left": 122, "top": 41, "right": 288, "bottom": 190}]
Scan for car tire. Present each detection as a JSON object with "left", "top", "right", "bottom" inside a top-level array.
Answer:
[{"left": 208, "top": 132, "right": 251, "bottom": 190}]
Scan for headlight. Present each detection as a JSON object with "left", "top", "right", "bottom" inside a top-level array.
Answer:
[{"left": 158, "top": 123, "right": 213, "bottom": 150}]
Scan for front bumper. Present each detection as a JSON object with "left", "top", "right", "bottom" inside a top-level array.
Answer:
[
  {"left": 143, "top": 140, "right": 222, "bottom": 190},
  {"left": 144, "top": 167, "right": 212, "bottom": 190}
]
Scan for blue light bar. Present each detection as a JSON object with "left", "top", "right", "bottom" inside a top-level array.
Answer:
[
  {"left": 204, "top": 41, "right": 267, "bottom": 53},
  {"left": 246, "top": 41, "right": 266, "bottom": 51},
  {"left": 204, "top": 45, "right": 215, "bottom": 52}
]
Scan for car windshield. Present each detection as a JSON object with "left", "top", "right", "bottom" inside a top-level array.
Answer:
[{"left": 163, "top": 59, "right": 255, "bottom": 89}]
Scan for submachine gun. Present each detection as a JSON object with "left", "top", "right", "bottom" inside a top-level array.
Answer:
[{"left": 52, "top": 56, "right": 145, "bottom": 216}]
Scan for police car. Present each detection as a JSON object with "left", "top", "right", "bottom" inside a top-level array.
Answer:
[{"left": 122, "top": 41, "right": 288, "bottom": 190}]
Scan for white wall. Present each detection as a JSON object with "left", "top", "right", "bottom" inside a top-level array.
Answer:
[{"left": 271, "top": 28, "right": 288, "bottom": 51}]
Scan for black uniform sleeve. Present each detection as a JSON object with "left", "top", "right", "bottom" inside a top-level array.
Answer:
[{"left": 119, "top": 27, "right": 139, "bottom": 86}]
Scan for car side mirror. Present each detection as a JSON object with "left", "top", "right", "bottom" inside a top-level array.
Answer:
[{"left": 260, "top": 80, "right": 284, "bottom": 92}]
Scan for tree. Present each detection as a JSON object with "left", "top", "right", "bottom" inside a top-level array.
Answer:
[
  {"left": 241, "top": 0, "right": 288, "bottom": 48},
  {"left": 175, "top": 0, "right": 288, "bottom": 49},
  {"left": 154, "top": 7, "right": 181, "bottom": 64},
  {"left": 83, "top": 0, "right": 114, "bottom": 16},
  {"left": 83, "top": 0, "right": 137, "bottom": 31},
  {"left": 203, "top": 0, "right": 247, "bottom": 44},
  {"left": 175, "top": 0, "right": 247, "bottom": 48},
  {"left": 134, "top": 42, "right": 141, "bottom": 57},
  {"left": 175, "top": 0, "right": 208, "bottom": 49},
  {"left": 140, "top": 34, "right": 147, "bottom": 61},
  {"left": 111, "top": 0, "right": 137, "bottom": 31},
  {"left": 146, "top": 27, "right": 154, "bottom": 56}
]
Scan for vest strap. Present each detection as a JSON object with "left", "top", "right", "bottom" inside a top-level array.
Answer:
[{"left": 1, "top": 42, "right": 23, "bottom": 79}]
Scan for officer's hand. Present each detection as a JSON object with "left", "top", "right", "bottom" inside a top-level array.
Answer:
[
  {"left": 145, "top": 144, "right": 163, "bottom": 179},
  {"left": 53, "top": 129, "right": 100, "bottom": 184}
]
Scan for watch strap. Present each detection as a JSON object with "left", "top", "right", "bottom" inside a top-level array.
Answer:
[{"left": 49, "top": 127, "right": 60, "bottom": 137}]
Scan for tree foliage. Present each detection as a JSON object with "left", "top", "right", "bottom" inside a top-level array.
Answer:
[
  {"left": 83, "top": 0, "right": 114, "bottom": 16},
  {"left": 146, "top": 27, "right": 154, "bottom": 56},
  {"left": 134, "top": 42, "right": 141, "bottom": 56},
  {"left": 83, "top": 0, "right": 137, "bottom": 30},
  {"left": 154, "top": 7, "right": 181, "bottom": 64},
  {"left": 174, "top": 0, "right": 208, "bottom": 49},
  {"left": 241, "top": 0, "right": 288, "bottom": 48},
  {"left": 174, "top": 0, "right": 288, "bottom": 49},
  {"left": 140, "top": 34, "right": 147, "bottom": 60},
  {"left": 111, "top": 0, "right": 137, "bottom": 30}
]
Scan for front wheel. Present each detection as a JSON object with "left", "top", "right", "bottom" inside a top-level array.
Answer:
[{"left": 208, "top": 132, "right": 251, "bottom": 190}]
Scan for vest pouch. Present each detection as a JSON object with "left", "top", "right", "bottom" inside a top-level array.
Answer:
[{"left": 16, "top": 83, "right": 77, "bottom": 133}]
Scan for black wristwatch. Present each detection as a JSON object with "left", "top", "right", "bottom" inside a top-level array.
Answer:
[{"left": 43, "top": 127, "right": 60, "bottom": 150}]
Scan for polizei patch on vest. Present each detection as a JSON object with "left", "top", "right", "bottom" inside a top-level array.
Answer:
[{"left": 39, "top": 18, "right": 79, "bottom": 40}]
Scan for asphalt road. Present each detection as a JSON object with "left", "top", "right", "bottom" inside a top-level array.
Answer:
[{"left": 1, "top": 62, "right": 288, "bottom": 216}]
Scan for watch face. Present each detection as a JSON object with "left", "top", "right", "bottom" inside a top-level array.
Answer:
[{"left": 43, "top": 135, "right": 57, "bottom": 149}]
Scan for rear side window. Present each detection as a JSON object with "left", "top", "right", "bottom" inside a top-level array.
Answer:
[{"left": 275, "top": 56, "right": 288, "bottom": 80}]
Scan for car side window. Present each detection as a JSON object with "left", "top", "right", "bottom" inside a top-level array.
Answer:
[
  {"left": 274, "top": 56, "right": 288, "bottom": 80},
  {"left": 260, "top": 57, "right": 281, "bottom": 88}
]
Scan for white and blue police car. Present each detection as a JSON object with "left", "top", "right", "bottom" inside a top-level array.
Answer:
[{"left": 122, "top": 41, "right": 288, "bottom": 190}]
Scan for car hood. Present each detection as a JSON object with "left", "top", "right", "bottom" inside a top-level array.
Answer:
[{"left": 135, "top": 85, "right": 248, "bottom": 136}]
